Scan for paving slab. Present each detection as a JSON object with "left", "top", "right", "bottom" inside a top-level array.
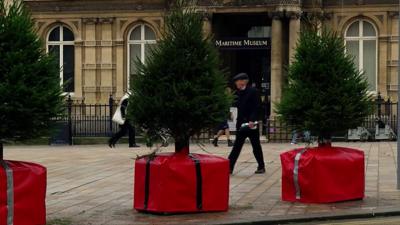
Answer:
[{"left": 3, "top": 142, "right": 400, "bottom": 225}]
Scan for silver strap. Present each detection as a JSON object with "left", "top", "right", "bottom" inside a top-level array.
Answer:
[
  {"left": 0, "top": 161, "right": 14, "bottom": 225},
  {"left": 293, "top": 149, "right": 307, "bottom": 200}
]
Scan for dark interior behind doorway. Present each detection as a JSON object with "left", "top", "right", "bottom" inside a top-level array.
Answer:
[{"left": 213, "top": 13, "right": 272, "bottom": 122}]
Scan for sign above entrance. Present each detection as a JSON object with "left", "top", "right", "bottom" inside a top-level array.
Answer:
[{"left": 215, "top": 37, "right": 271, "bottom": 50}]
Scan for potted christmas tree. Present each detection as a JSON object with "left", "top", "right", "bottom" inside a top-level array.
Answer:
[
  {"left": 0, "top": 0, "right": 64, "bottom": 224},
  {"left": 129, "top": 1, "right": 232, "bottom": 213},
  {"left": 276, "top": 27, "right": 373, "bottom": 203}
]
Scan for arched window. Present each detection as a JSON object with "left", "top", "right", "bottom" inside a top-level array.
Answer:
[
  {"left": 345, "top": 20, "right": 377, "bottom": 92},
  {"left": 47, "top": 25, "right": 75, "bottom": 93},
  {"left": 128, "top": 24, "right": 157, "bottom": 80}
]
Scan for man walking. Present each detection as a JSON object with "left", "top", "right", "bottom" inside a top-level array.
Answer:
[
  {"left": 109, "top": 93, "right": 140, "bottom": 148},
  {"left": 229, "top": 73, "right": 265, "bottom": 174}
]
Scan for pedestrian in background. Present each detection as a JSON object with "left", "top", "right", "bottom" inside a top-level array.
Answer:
[
  {"left": 108, "top": 93, "right": 140, "bottom": 148},
  {"left": 212, "top": 87, "right": 234, "bottom": 147},
  {"left": 291, "top": 130, "right": 311, "bottom": 144},
  {"left": 212, "top": 115, "right": 234, "bottom": 147}
]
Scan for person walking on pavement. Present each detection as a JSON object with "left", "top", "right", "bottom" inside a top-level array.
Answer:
[
  {"left": 109, "top": 93, "right": 140, "bottom": 148},
  {"left": 212, "top": 87, "right": 234, "bottom": 147},
  {"left": 212, "top": 118, "right": 234, "bottom": 147},
  {"left": 228, "top": 73, "right": 265, "bottom": 174}
]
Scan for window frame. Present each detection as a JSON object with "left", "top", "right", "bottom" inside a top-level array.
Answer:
[
  {"left": 46, "top": 25, "right": 75, "bottom": 94},
  {"left": 344, "top": 19, "right": 378, "bottom": 93},
  {"left": 127, "top": 24, "right": 157, "bottom": 87}
]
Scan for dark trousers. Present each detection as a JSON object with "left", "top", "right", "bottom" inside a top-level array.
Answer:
[
  {"left": 228, "top": 129, "right": 265, "bottom": 171},
  {"left": 110, "top": 121, "right": 136, "bottom": 147}
]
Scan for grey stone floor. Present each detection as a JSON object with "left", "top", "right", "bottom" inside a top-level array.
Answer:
[{"left": 3, "top": 142, "right": 400, "bottom": 225}]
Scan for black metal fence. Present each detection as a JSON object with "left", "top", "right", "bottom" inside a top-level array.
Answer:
[
  {"left": 54, "top": 93, "right": 398, "bottom": 144},
  {"left": 265, "top": 93, "right": 398, "bottom": 142},
  {"left": 68, "top": 96, "right": 120, "bottom": 137},
  {"left": 51, "top": 95, "right": 119, "bottom": 145}
]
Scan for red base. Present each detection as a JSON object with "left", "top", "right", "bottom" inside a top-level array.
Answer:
[
  {"left": 281, "top": 146, "right": 365, "bottom": 203},
  {"left": 134, "top": 151, "right": 230, "bottom": 213},
  {"left": 0, "top": 160, "right": 47, "bottom": 225}
]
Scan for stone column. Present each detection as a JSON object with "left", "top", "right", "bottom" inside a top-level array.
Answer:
[
  {"left": 378, "top": 39, "right": 388, "bottom": 98},
  {"left": 270, "top": 13, "right": 283, "bottom": 116},
  {"left": 202, "top": 13, "right": 213, "bottom": 37},
  {"left": 99, "top": 17, "right": 114, "bottom": 102},
  {"left": 114, "top": 18, "right": 125, "bottom": 99},
  {"left": 288, "top": 12, "right": 301, "bottom": 65},
  {"left": 74, "top": 40, "right": 83, "bottom": 99},
  {"left": 115, "top": 39, "right": 124, "bottom": 99},
  {"left": 82, "top": 18, "right": 98, "bottom": 103}
]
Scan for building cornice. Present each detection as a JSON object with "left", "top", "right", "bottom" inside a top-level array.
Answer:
[
  {"left": 24, "top": 0, "right": 399, "bottom": 14},
  {"left": 24, "top": 1, "right": 167, "bottom": 13}
]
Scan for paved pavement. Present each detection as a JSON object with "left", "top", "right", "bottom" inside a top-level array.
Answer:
[
  {"left": 302, "top": 216, "right": 400, "bottom": 225},
  {"left": 3, "top": 142, "right": 400, "bottom": 225}
]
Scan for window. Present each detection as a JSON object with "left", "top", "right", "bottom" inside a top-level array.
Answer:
[
  {"left": 345, "top": 20, "right": 377, "bottom": 92},
  {"left": 128, "top": 24, "right": 157, "bottom": 80},
  {"left": 248, "top": 26, "right": 271, "bottom": 38},
  {"left": 47, "top": 25, "right": 75, "bottom": 93}
]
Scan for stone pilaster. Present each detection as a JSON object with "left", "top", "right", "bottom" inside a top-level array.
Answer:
[
  {"left": 74, "top": 40, "right": 83, "bottom": 99},
  {"left": 115, "top": 39, "right": 125, "bottom": 99},
  {"left": 270, "top": 12, "right": 283, "bottom": 116},
  {"left": 288, "top": 12, "right": 301, "bottom": 65},
  {"left": 202, "top": 12, "right": 213, "bottom": 37}
]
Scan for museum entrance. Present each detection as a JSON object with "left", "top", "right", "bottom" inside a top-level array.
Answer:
[{"left": 213, "top": 13, "right": 272, "bottom": 130}]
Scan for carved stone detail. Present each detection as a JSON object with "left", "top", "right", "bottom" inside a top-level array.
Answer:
[
  {"left": 82, "top": 18, "right": 98, "bottom": 25},
  {"left": 388, "top": 11, "right": 399, "bottom": 18},
  {"left": 99, "top": 17, "right": 115, "bottom": 24}
]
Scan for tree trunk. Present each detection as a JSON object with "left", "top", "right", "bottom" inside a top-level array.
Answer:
[
  {"left": 0, "top": 142, "right": 3, "bottom": 161},
  {"left": 175, "top": 136, "right": 190, "bottom": 154},
  {"left": 318, "top": 133, "right": 332, "bottom": 148}
]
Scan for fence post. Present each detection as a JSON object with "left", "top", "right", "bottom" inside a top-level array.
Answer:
[
  {"left": 376, "top": 92, "right": 383, "bottom": 118},
  {"left": 266, "top": 118, "right": 270, "bottom": 142},
  {"left": 387, "top": 97, "right": 391, "bottom": 116},
  {"left": 109, "top": 95, "right": 114, "bottom": 137},
  {"left": 67, "top": 95, "right": 73, "bottom": 145}
]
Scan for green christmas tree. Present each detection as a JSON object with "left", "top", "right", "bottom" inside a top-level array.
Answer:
[
  {"left": 276, "top": 28, "right": 373, "bottom": 143},
  {"left": 0, "top": 0, "right": 64, "bottom": 159},
  {"left": 128, "top": 0, "right": 232, "bottom": 152}
]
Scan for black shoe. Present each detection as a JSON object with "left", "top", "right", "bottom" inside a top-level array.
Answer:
[
  {"left": 228, "top": 139, "right": 234, "bottom": 147},
  {"left": 108, "top": 139, "right": 114, "bottom": 148},
  {"left": 212, "top": 138, "right": 218, "bottom": 147},
  {"left": 255, "top": 168, "right": 265, "bottom": 174},
  {"left": 129, "top": 144, "right": 140, "bottom": 148}
]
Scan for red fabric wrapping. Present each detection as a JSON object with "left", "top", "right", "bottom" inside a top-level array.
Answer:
[
  {"left": 134, "top": 151, "right": 230, "bottom": 213},
  {"left": 281, "top": 146, "right": 365, "bottom": 203},
  {"left": 0, "top": 160, "right": 46, "bottom": 225}
]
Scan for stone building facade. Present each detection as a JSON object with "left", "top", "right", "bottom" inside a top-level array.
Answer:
[{"left": 22, "top": 0, "right": 400, "bottom": 116}]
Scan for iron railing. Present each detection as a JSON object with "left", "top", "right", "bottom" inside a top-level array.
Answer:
[
  {"left": 265, "top": 93, "right": 398, "bottom": 142},
  {"left": 55, "top": 93, "right": 398, "bottom": 144}
]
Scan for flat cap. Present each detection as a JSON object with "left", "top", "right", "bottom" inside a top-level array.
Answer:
[{"left": 233, "top": 73, "right": 249, "bottom": 81}]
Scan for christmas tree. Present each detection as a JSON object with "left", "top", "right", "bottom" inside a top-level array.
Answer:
[
  {"left": 276, "top": 28, "right": 373, "bottom": 143},
  {"left": 128, "top": 0, "right": 232, "bottom": 152},
  {"left": 0, "top": 0, "right": 64, "bottom": 159}
]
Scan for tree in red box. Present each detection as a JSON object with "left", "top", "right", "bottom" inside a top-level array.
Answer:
[
  {"left": 275, "top": 23, "right": 374, "bottom": 203},
  {"left": 0, "top": 0, "right": 64, "bottom": 224},
  {"left": 128, "top": 0, "right": 232, "bottom": 213}
]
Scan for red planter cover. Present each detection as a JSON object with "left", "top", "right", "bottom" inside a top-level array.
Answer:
[
  {"left": 0, "top": 160, "right": 46, "bottom": 225},
  {"left": 134, "top": 150, "right": 230, "bottom": 213},
  {"left": 281, "top": 146, "right": 365, "bottom": 203}
]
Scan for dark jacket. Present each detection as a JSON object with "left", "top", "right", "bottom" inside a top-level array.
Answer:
[
  {"left": 121, "top": 99, "right": 128, "bottom": 119},
  {"left": 233, "top": 86, "right": 261, "bottom": 130}
]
